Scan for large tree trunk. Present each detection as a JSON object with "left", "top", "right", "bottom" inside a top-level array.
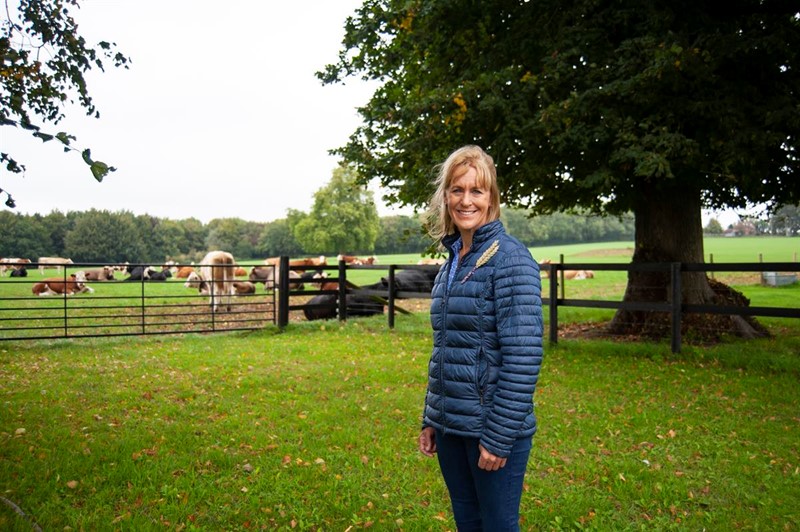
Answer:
[{"left": 608, "top": 182, "right": 768, "bottom": 340}]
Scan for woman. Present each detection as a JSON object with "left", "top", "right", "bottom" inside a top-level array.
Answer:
[{"left": 418, "top": 145, "right": 543, "bottom": 531}]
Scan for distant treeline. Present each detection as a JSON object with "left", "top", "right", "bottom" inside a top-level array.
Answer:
[{"left": 2, "top": 208, "right": 637, "bottom": 263}]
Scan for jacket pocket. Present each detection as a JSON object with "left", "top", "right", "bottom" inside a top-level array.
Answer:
[{"left": 475, "top": 347, "right": 488, "bottom": 404}]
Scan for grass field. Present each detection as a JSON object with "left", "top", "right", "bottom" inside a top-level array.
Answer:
[{"left": 1, "top": 237, "right": 798, "bottom": 530}]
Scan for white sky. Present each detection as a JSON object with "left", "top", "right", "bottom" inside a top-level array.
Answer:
[
  {"left": 2, "top": 0, "right": 414, "bottom": 224},
  {"left": 1, "top": 1, "right": 740, "bottom": 227}
]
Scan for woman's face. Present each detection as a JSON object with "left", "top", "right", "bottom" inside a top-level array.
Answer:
[{"left": 446, "top": 165, "right": 491, "bottom": 237}]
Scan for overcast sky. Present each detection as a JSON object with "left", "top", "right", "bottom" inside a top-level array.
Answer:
[
  {"left": 2, "top": 0, "right": 414, "bottom": 224},
  {"left": 3, "top": 1, "right": 740, "bottom": 227}
]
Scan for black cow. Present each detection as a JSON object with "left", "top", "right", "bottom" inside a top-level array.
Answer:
[
  {"left": 10, "top": 266, "right": 27, "bottom": 277},
  {"left": 147, "top": 268, "right": 173, "bottom": 281},
  {"left": 303, "top": 292, "right": 384, "bottom": 321},
  {"left": 124, "top": 266, "right": 154, "bottom": 281},
  {"left": 366, "top": 267, "right": 438, "bottom": 295}
]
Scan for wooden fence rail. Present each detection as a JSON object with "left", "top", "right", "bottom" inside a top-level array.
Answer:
[{"left": 277, "top": 259, "right": 799, "bottom": 354}]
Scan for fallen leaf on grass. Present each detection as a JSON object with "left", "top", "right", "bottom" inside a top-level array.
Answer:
[{"left": 66, "top": 480, "right": 79, "bottom": 489}]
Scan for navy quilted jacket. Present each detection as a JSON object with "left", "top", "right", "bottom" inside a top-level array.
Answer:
[{"left": 422, "top": 220, "right": 543, "bottom": 457}]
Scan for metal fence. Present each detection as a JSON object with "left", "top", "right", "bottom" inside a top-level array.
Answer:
[{"left": 0, "top": 262, "right": 276, "bottom": 341}]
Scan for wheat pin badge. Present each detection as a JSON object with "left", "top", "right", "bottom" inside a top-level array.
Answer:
[{"left": 461, "top": 240, "right": 500, "bottom": 284}]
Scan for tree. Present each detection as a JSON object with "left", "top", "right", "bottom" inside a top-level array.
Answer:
[
  {"left": 375, "top": 214, "right": 429, "bottom": 254},
  {"left": 0, "top": 210, "right": 49, "bottom": 257},
  {"left": 205, "top": 218, "right": 257, "bottom": 260},
  {"left": 321, "top": 1, "right": 799, "bottom": 339},
  {"left": 257, "top": 218, "right": 304, "bottom": 258},
  {"left": 704, "top": 218, "right": 724, "bottom": 235},
  {"left": 769, "top": 204, "right": 800, "bottom": 236},
  {"left": 293, "top": 165, "right": 380, "bottom": 254},
  {"left": 40, "top": 210, "right": 72, "bottom": 256},
  {"left": 64, "top": 209, "right": 144, "bottom": 262},
  {"left": 1, "top": 0, "right": 129, "bottom": 208}
]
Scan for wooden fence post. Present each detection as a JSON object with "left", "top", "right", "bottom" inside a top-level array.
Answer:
[
  {"left": 549, "top": 262, "right": 559, "bottom": 345},
  {"left": 559, "top": 253, "right": 565, "bottom": 300},
  {"left": 388, "top": 265, "right": 396, "bottom": 329},
  {"left": 671, "top": 262, "right": 682, "bottom": 354},
  {"left": 338, "top": 260, "right": 347, "bottom": 321},
  {"left": 277, "top": 256, "right": 289, "bottom": 329}
]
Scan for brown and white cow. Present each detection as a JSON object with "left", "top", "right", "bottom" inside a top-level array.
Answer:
[
  {"left": 32, "top": 271, "right": 93, "bottom": 296},
  {"left": 233, "top": 281, "right": 256, "bottom": 294},
  {"left": 37, "top": 257, "right": 74, "bottom": 275},
  {"left": 417, "top": 257, "right": 446, "bottom": 265},
  {"left": 195, "top": 250, "right": 236, "bottom": 312},
  {"left": 176, "top": 266, "right": 195, "bottom": 278},
  {"left": 248, "top": 265, "right": 306, "bottom": 290},
  {"left": 249, "top": 265, "right": 276, "bottom": 288},
  {"left": 538, "top": 259, "right": 594, "bottom": 280},
  {"left": 83, "top": 267, "right": 115, "bottom": 281},
  {"left": 0, "top": 258, "right": 32, "bottom": 276},
  {"left": 337, "top": 254, "right": 377, "bottom": 265}
]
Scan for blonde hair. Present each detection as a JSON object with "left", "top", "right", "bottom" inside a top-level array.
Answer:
[{"left": 423, "top": 145, "right": 501, "bottom": 244}]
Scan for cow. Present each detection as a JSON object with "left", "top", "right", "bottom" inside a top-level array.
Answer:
[
  {"left": 289, "top": 256, "right": 327, "bottom": 268},
  {"left": 233, "top": 281, "right": 256, "bottom": 294},
  {"left": 417, "top": 257, "right": 446, "bottom": 265},
  {"left": 563, "top": 269, "right": 595, "bottom": 280},
  {"left": 248, "top": 265, "right": 311, "bottom": 290},
  {"left": 234, "top": 267, "right": 247, "bottom": 277},
  {"left": 288, "top": 256, "right": 327, "bottom": 275},
  {"left": 0, "top": 258, "right": 31, "bottom": 276},
  {"left": 366, "top": 268, "right": 438, "bottom": 295},
  {"left": 83, "top": 267, "right": 115, "bottom": 281},
  {"left": 337, "top": 254, "right": 377, "bottom": 265},
  {"left": 176, "top": 266, "right": 194, "bottom": 278},
  {"left": 249, "top": 265, "right": 276, "bottom": 288},
  {"left": 303, "top": 282, "right": 384, "bottom": 321},
  {"left": 10, "top": 266, "right": 27, "bottom": 277},
  {"left": 37, "top": 257, "right": 73, "bottom": 275},
  {"left": 124, "top": 265, "right": 154, "bottom": 281},
  {"left": 538, "top": 260, "right": 594, "bottom": 280},
  {"left": 291, "top": 270, "right": 326, "bottom": 291},
  {"left": 32, "top": 271, "right": 93, "bottom": 296},
  {"left": 184, "top": 271, "right": 204, "bottom": 290},
  {"left": 147, "top": 268, "right": 173, "bottom": 281},
  {"left": 196, "top": 250, "right": 236, "bottom": 312}
]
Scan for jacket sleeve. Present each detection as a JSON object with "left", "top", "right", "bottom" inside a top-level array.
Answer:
[{"left": 481, "top": 249, "right": 543, "bottom": 457}]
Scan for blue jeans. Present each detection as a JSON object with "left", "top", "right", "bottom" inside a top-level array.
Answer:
[{"left": 435, "top": 429, "right": 532, "bottom": 532}]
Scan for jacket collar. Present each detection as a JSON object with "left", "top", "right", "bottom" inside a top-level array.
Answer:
[{"left": 442, "top": 220, "right": 504, "bottom": 255}]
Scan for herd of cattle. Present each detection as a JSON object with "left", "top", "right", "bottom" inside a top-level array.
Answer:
[
  {"left": 2, "top": 253, "right": 595, "bottom": 320},
  {"left": 0, "top": 252, "right": 440, "bottom": 320}
]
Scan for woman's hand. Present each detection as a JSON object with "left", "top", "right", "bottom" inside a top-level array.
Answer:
[
  {"left": 478, "top": 444, "right": 507, "bottom": 471},
  {"left": 418, "top": 427, "right": 437, "bottom": 457}
]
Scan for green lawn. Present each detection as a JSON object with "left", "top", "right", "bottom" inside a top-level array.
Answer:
[{"left": 1, "top": 316, "right": 798, "bottom": 530}]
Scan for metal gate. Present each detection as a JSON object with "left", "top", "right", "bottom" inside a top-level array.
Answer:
[{"left": 0, "top": 263, "right": 276, "bottom": 341}]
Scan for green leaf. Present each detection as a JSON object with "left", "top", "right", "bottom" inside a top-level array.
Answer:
[
  {"left": 90, "top": 161, "right": 110, "bottom": 182},
  {"left": 33, "top": 132, "right": 54, "bottom": 142},
  {"left": 56, "top": 132, "right": 75, "bottom": 146},
  {"left": 82, "top": 149, "right": 94, "bottom": 165}
]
